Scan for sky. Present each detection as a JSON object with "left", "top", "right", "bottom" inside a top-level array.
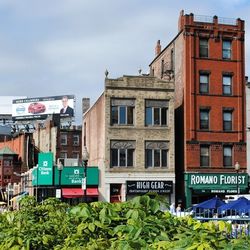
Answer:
[{"left": 0, "top": 0, "right": 250, "bottom": 124}]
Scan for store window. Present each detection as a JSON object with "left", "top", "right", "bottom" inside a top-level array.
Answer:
[
  {"left": 222, "top": 40, "right": 232, "bottom": 59},
  {"left": 199, "top": 39, "right": 208, "bottom": 58},
  {"left": 111, "top": 99, "right": 135, "bottom": 125},
  {"left": 145, "top": 100, "right": 168, "bottom": 126},
  {"left": 200, "top": 145, "right": 210, "bottom": 167},
  {"left": 110, "top": 184, "right": 122, "bottom": 203},
  {"left": 110, "top": 141, "right": 135, "bottom": 168},
  {"left": 61, "top": 134, "right": 67, "bottom": 145},
  {"left": 200, "top": 109, "right": 210, "bottom": 130},
  {"left": 145, "top": 141, "right": 168, "bottom": 168},
  {"left": 223, "top": 146, "right": 232, "bottom": 167}
]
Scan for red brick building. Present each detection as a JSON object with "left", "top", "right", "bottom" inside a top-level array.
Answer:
[{"left": 150, "top": 11, "right": 247, "bottom": 207}]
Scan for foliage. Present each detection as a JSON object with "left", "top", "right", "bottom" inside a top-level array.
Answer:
[{"left": 0, "top": 195, "right": 249, "bottom": 249}]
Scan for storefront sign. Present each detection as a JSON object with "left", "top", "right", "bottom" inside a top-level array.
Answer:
[
  {"left": 32, "top": 152, "right": 53, "bottom": 186},
  {"left": 54, "top": 167, "right": 99, "bottom": 186},
  {"left": 187, "top": 173, "right": 248, "bottom": 190},
  {"left": 126, "top": 180, "right": 173, "bottom": 195}
]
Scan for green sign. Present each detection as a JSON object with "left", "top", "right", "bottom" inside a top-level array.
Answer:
[
  {"left": 32, "top": 152, "right": 53, "bottom": 186},
  {"left": 54, "top": 167, "right": 99, "bottom": 186},
  {"left": 186, "top": 173, "right": 248, "bottom": 189}
]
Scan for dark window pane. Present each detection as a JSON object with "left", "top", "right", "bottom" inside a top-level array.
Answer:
[
  {"left": 161, "top": 108, "right": 167, "bottom": 125},
  {"left": 111, "top": 106, "right": 118, "bottom": 125},
  {"left": 223, "top": 41, "right": 231, "bottom": 59},
  {"left": 111, "top": 149, "right": 118, "bottom": 167},
  {"left": 146, "top": 149, "right": 152, "bottom": 168},
  {"left": 146, "top": 107, "right": 152, "bottom": 126},
  {"left": 223, "top": 112, "right": 232, "bottom": 131},
  {"left": 127, "top": 149, "right": 134, "bottom": 167},
  {"left": 162, "top": 149, "right": 167, "bottom": 167},
  {"left": 127, "top": 107, "right": 134, "bottom": 125},
  {"left": 200, "top": 75, "right": 209, "bottom": 93},
  {"left": 154, "top": 149, "right": 160, "bottom": 167},
  {"left": 119, "top": 106, "right": 126, "bottom": 124},
  {"left": 199, "top": 39, "right": 208, "bottom": 57},
  {"left": 154, "top": 108, "right": 160, "bottom": 125},
  {"left": 200, "top": 146, "right": 209, "bottom": 166},
  {"left": 119, "top": 149, "right": 126, "bottom": 166},
  {"left": 200, "top": 110, "right": 209, "bottom": 129},
  {"left": 223, "top": 147, "right": 232, "bottom": 167}
]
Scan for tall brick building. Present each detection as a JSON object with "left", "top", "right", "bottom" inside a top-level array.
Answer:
[{"left": 150, "top": 11, "right": 247, "bottom": 207}]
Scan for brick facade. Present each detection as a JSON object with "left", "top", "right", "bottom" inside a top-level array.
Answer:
[{"left": 150, "top": 11, "right": 246, "bottom": 206}]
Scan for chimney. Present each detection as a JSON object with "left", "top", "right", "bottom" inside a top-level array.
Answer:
[
  {"left": 155, "top": 40, "right": 161, "bottom": 56},
  {"left": 82, "top": 98, "right": 90, "bottom": 115}
]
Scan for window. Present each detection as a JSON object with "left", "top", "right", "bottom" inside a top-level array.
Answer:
[
  {"left": 223, "top": 40, "right": 232, "bottom": 59},
  {"left": 223, "top": 110, "right": 232, "bottom": 131},
  {"left": 60, "top": 134, "right": 67, "bottom": 145},
  {"left": 73, "top": 135, "right": 79, "bottom": 146},
  {"left": 60, "top": 151, "right": 67, "bottom": 159},
  {"left": 145, "top": 141, "right": 168, "bottom": 168},
  {"left": 199, "top": 39, "right": 208, "bottom": 58},
  {"left": 200, "top": 109, "right": 209, "bottom": 130},
  {"left": 200, "top": 145, "right": 210, "bottom": 167},
  {"left": 223, "top": 75, "right": 232, "bottom": 95},
  {"left": 170, "top": 49, "right": 174, "bottom": 71},
  {"left": 3, "top": 160, "right": 11, "bottom": 167},
  {"left": 72, "top": 151, "right": 80, "bottom": 159},
  {"left": 111, "top": 99, "right": 134, "bottom": 125},
  {"left": 200, "top": 74, "right": 209, "bottom": 93},
  {"left": 111, "top": 141, "right": 135, "bottom": 168},
  {"left": 145, "top": 100, "right": 168, "bottom": 126},
  {"left": 223, "top": 146, "right": 232, "bottom": 167}
]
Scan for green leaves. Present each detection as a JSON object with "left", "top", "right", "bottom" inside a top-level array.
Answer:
[{"left": 0, "top": 195, "right": 249, "bottom": 249}]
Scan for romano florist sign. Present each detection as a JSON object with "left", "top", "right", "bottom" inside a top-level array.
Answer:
[{"left": 187, "top": 173, "right": 248, "bottom": 188}]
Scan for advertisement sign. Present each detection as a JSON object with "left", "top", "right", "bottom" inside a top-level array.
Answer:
[
  {"left": 32, "top": 153, "right": 53, "bottom": 186},
  {"left": 126, "top": 181, "right": 173, "bottom": 195},
  {"left": 54, "top": 167, "right": 99, "bottom": 186},
  {"left": 187, "top": 173, "right": 248, "bottom": 189},
  {"left": 12, "top": 95, "right": 75, "bottom": 120}
]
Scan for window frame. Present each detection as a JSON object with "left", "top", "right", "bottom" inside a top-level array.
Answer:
[
  {"left": 222, "top": 75, "right": 232, "bottom": 95},
  {"left": 200, "top": 145, "right": 210, "bottom": 167},
  {"left": 200, "top": 109, "right": 210, "bottom": 130},
  {"left": 60, "top": 134, "right": 68, "bottom": 146},
  {"left": 222, "top": 40, "right": 232, "bottom": 60},
  {"left": 145, "top": 100, "right": 169, "bottom": 127},
  {"left": 199, "top": 73, "right": 209, "bottom": 94},
  {"left": 73, "top": 134, "right": 80, "bottom": 146},
  {"left": 199, "top": 38, "right": 209, "bottom": 58},
  {"left": 60, "top": 151, "right": 67, "bottom": 159},
  {"left": 223, "top": 145, "right": 233, "bottom": 167},
  {"left": 223, "top": 110, "right": 233, "bottom": 131},
  {"left": 111, "top": 99, "right": 135, "bottom": 126}
]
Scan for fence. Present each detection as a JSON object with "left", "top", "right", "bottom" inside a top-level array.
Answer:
[{"left": 173, "top": 209, "right": 250, "bottom": 238}]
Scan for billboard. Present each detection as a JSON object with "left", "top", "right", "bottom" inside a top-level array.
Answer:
[{"left": 12, "top": 95, "right": 75, "bottom": 120}]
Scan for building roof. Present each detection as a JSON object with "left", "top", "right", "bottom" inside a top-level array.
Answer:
[{"left": 0, "top": 146, "right": 17, "bottom": 155}]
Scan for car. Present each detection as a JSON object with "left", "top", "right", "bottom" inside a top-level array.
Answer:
[{"left": 28, "top": 103, "right": 46, "bottom": 114}]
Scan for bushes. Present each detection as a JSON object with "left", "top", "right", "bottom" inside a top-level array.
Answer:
[{"left": 0, "top": 195, "right": 249, "bottom": 249}]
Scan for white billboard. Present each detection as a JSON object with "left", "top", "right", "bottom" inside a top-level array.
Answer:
[
  {"left": 12, "top": 95, "right": 75, "bottom": 120},
  {"left": 0, "top": 96, "right": 27, "bottom": 115}
]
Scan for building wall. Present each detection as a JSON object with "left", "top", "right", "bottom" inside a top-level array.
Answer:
[{"left": 150, "top": 11, "right": 246, "bottom": 206}]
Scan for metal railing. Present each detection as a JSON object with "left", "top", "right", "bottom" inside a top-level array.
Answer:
[
  {"left": 172, "top": 209, "right": 250, "bottom": 238},
  {"left": 193, "top": 14, "right": 237, "bottom": 26}
]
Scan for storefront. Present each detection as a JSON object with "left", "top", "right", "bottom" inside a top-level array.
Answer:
[
  {"left": 126, "top": 180, "right": 173, "bottom": 202},
  {"left": 32, "top": 152, "right": 99, "bottom": 204},
  {"left": 185, "top": 173, "right": 249, "bottom": 208}
]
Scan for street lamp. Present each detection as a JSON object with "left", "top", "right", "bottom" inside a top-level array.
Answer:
[
  {"left": 235, "top": 162, "right": 240, "bottom": 197},
  {"left": 82, "top": 146, "right": 89, "bottom": 203},
  {"left": 57, "top": 159, "right": 64, "bottom": 200}
]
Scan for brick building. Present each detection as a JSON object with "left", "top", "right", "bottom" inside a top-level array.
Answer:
[
  {"left": 150, "top": 11, "right": 247, "bottom": 207},
  {"left": 83, "top": 75, "right": 175, "bottom": 203}
]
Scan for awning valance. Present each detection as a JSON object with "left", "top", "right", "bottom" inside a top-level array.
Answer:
[{"left": 62, "top": 188, "right": 98, "bottom": 198}]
